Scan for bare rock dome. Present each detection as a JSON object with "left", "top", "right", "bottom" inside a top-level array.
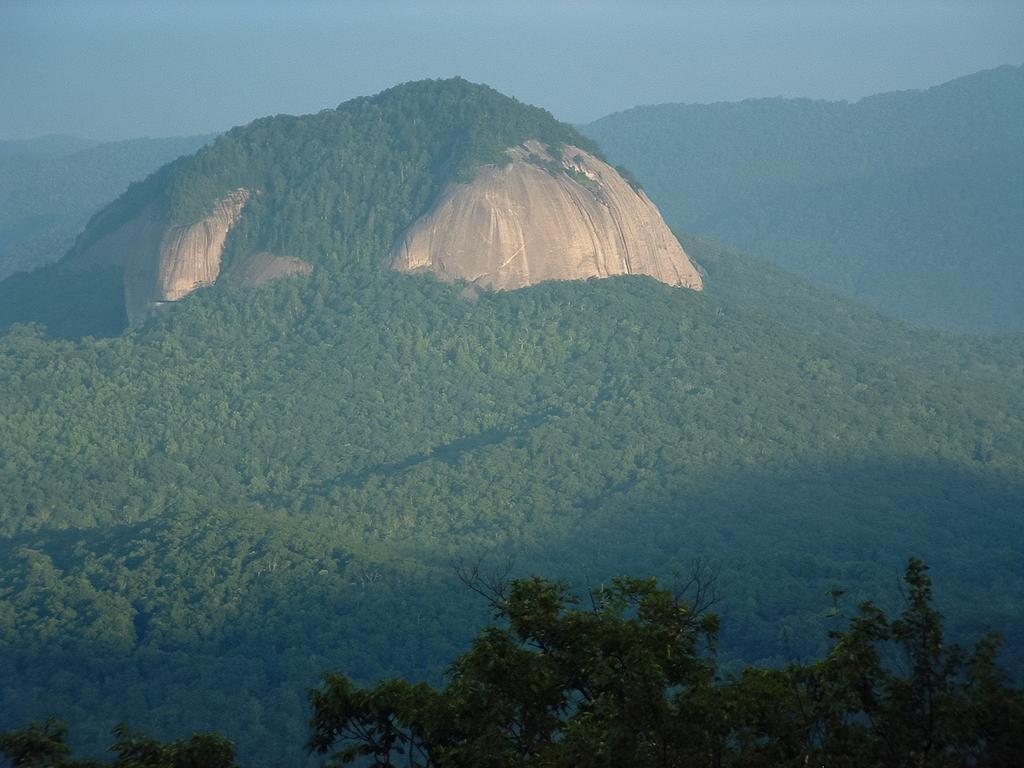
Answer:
[{"left": 392, "top": 141, "right": 702, "bottom": 292}]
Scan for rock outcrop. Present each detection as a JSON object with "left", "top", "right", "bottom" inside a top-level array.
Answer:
[
  {"left": 392, "top": 141, "right": 702, "bottom": 292},
  {"left": 71, "top": 189, "right": 251, "bottom": 324},
  {"left": 124, "top": 189, "right": 250, "bottom": 323},
  {"left": 221, "top": 252, "right": 313, "bottom": 288}
]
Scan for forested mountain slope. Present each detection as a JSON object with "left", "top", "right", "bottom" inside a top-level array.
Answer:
[
  {"left": 1, "top": 79, "right": 1022, "bottom": 765},
  {"left": 582, "top": 65, "right": 1024, "bottom": 332},
  {"left": 3, "top": 240, "right": 1021, "bottom": 765},
  {"left": 1, "top": 78, "right": 602, "bottom": 338},
  {"left": 0, "top": 134, "right": 213, "bottom": 280}
]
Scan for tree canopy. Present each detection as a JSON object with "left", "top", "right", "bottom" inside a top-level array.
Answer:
[
  {"left": 306, "top": 559, "right": 1024, "bottom": 768},
  {"left": 5, "top": 560, "right": 1020, "bottom": 767}
]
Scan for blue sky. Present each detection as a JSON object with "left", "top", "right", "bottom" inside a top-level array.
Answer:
[{"left": 2, "top": 0, "right": 1022, "bottom": 140}]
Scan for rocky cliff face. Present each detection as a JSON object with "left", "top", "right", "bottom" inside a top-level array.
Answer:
[
  {"left": 392, "top": 141, "right": 702, "bottom": 292},
  {"left": 71, "top": 189, "right": 251, "bottom": 324},
  {"left": 124, "top": 189, "right": 250, "bottom": 324}
]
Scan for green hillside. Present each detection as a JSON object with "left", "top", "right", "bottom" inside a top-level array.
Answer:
[
  {"left": 70, "top": 78, "right": 598, "bottom": 256},
  {"left": 1, "top": 78, "right": 600, "bottom": 340},
  {"left": 582, "top": 65, "right": 1024, "bottom": 332},
  {"left": 0, "top": 134, "right": 214, "bottom": 280},
  {"left": 1, "top": 80, "right": 1022, "bottom": 765}
]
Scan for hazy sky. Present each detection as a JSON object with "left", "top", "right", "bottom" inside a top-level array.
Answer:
[{"left": 2, "top": 0, "right": 1022, "bottom": 140}]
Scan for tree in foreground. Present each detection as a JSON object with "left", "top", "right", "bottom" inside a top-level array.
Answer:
[
  {"left": 0, "top": 721, "right": 236, "bottom": 768},
  {"left": 3, "top": 559, "right": 1022, "bottom": 767},
  {"left": 307, "top": 559, "right": 1024, "bottom": 767}
]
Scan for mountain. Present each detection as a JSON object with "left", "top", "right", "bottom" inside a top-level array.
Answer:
[
  {"left": 55, "top": 85, "right": 697, "bottom": 326},
  {"left": 1, "top": 79, "right": 1022, "bottom": 766},
  {"left": 0, "top": 134, "right": 214, "bottom": 281},
  {"left": 3, "top": 78, "right": 696, "bottom": 336},
  {"left": 582, "top": 65, "right": 1024, "bottom": 332}
]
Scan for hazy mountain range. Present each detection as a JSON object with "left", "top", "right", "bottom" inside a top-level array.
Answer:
[
  {"left": 0, "top": 134, "right": 213, "bottom": 281},
  {"left": 583, "top": 64, "right": 1024, "bottom": 332},
  {"left": 0, "top": 74, "right": 1021, "bottom": 765}
]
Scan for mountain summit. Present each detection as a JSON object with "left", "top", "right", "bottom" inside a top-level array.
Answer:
[{"left": 57, "top": 78, "right": 697, "bottom": 325}]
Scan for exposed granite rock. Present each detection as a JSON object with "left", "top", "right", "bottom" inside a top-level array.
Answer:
[
  {"left": 221, "top": 252, "right": 313, "bottom": 288},
  {"left": 71, "top": 189, "right": 250, "bottom": 324},
  {"left": 153, "top": 189, "right": 249, "bottom": 301},
  {"left": 392, "top": 141, "right": 702, "bottom": 292}
]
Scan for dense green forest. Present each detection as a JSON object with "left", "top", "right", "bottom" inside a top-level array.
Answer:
[
  {"left": 303, "top": 559, "right": 1024, "bottom": 767},
  {"left": 0, "top": 135, "right": 213, "bottom": 280},
  {"left": 6, "top": 560, "right": 1023, "bottom": 766},
  {"left": 0, "top": 79, "right": 1022, "bottom": 765},
  {"left": 582, "top": 64, "right": 1024, "bottom": 332}
]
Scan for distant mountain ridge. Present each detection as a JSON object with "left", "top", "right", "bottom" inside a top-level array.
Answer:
[
  {"left": 0, "top": 134, "right": 99, "bottom": 158},
  {"left": 582, "top": 64, "right": 1024, "bottom": 332},
  {"left": 0, "top": 134, "right": 214, "bottom": 280}
]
